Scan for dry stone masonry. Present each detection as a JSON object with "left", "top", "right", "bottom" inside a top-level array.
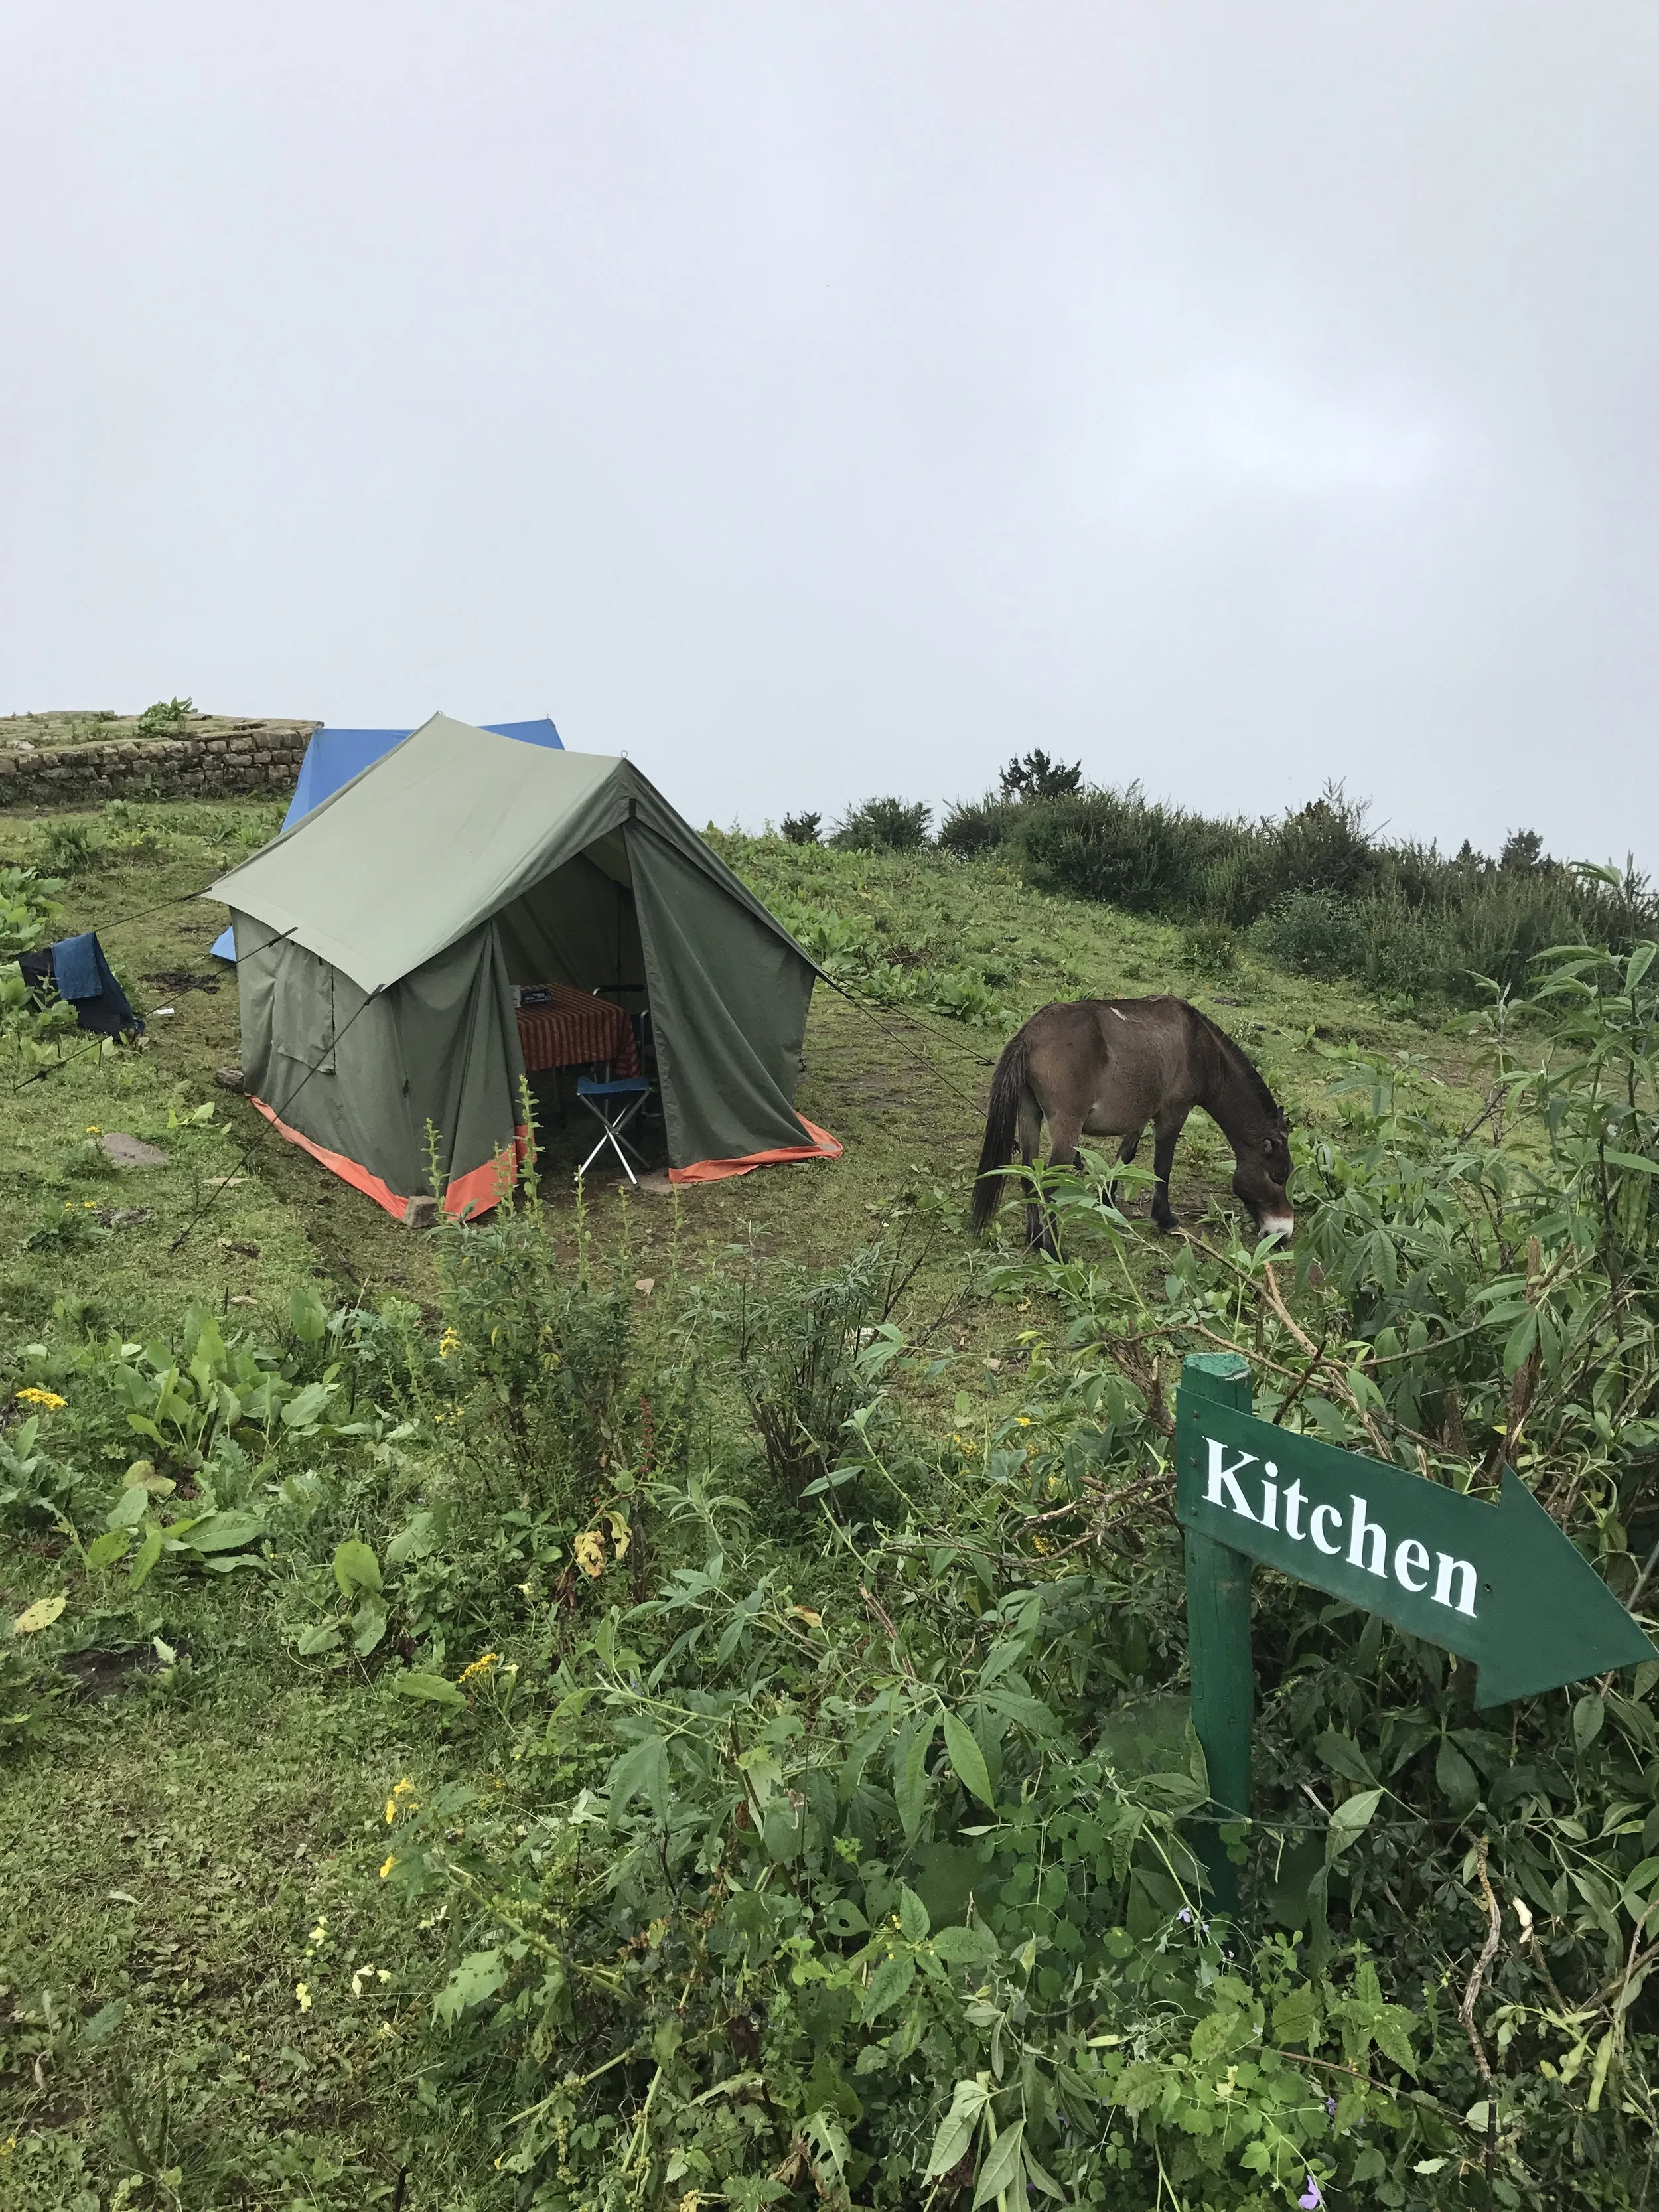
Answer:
[{"left": 0, "top": 715, "right": 317, "bottom": 806}]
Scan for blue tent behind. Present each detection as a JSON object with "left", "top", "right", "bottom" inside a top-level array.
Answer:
[{"left": 211, "top": 717, "right": 562, "bottom": 960}]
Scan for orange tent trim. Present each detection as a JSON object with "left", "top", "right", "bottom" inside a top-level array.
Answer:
[
  {"left": 248, "top": 1095, "right": 524, "bottom": 1220},
  {"left": 668, "top": 1116, "right": 842, "bottom": 1185}
]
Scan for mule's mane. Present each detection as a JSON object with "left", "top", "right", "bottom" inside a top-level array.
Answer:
[{"left": 1189, "top": 1004, "right": 1280, "bottom": 1119}]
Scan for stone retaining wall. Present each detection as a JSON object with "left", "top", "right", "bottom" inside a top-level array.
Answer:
[{"left": 0, "top": 719, "right": 317, "bottom": 808}]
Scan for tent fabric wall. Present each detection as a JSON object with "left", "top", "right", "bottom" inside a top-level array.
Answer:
[
  {"left": 233, "top": 913, "right": 527, "bottom": 1218},
  {"left": 211, "top": 717, "right": 563, "bottom": 960},
  {"left": 209, "top": 715, "right": 836, "bottom": 1207},
  {"left": 626, "top": 821, "right": 819, "bottom": 1171}
]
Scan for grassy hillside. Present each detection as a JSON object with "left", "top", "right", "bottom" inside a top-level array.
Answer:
[{"left": 3, "top": 796, "right": 1657, "bottom": 2212}]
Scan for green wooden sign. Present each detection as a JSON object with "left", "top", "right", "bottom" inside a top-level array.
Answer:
[{"left": 1173, "top": 1352, "right": 1657, "bottom": 1911}]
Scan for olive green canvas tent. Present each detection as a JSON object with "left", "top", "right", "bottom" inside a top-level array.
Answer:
[{"left": 204, "top": 713, "right": 838, "bottom": 1218}]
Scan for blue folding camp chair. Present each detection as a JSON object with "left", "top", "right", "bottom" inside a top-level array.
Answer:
[{"left": 575, "top": 1074, "right": 652, "bottom": 1185}]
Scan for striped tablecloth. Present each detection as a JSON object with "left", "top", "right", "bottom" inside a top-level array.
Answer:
[{"left": 515, "top": 986, "right": 640, "bottom": 1077}]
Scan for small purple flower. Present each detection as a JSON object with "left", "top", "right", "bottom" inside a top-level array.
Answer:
[
  {"left": 1325, "top": 2097, "right": 1337, "bottom": 2115},
  {"left": 1297, "top": 2177, "right": 1323, "bottom": 2211},
  {"left": 1177, "top": 1907, "right": 1193, "bottom": 1924}
]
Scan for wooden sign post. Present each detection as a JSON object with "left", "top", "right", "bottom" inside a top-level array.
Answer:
[{"left": 1175, "top": 1351, "right": 1658, "bottom": 1915}]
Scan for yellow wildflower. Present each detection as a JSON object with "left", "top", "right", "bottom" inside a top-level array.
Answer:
[
  {"left": 573, "top": 1530, "right": 607, "bottom": 1580},
  {"left": 295, "top": 1982, "right": 312, "bottom": 2012},
  {"left": 15, "top": 1388, "right": 67, "bottom": 1411},
  {"left": 458, "top": 1651, "right": 500, "bottom": 1686},
  {"left": 380, "top": 1854, "right": 397, "bottom": 1880},
  {"left": 0, "top": 2136, "right": 15, "bottom": 2158},
  {"left": 384, "top": 1777, "right": 419, "bottom": 1824},
  {"left": 438, "top": 1327, "right": 461, "bottom": 1359},
  {"left": 1016, "top": 1416, "right": 1032, "bottom": 1426},
  {"left": 86, "top": 1125, "right": 101, "bottom": 1134}
]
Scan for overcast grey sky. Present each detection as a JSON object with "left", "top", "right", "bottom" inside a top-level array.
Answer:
[{"left": 3, "top": 4, "right": 1655, "bottom": 863}]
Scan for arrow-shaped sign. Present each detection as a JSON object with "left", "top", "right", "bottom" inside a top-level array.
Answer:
[{"left": 1175, "top": 1390, "right": 1656, "bottom": 1707}]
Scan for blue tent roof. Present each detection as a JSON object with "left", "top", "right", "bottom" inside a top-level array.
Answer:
[{"left": 211, "top": 717, "right": 562, "bottom": 960}]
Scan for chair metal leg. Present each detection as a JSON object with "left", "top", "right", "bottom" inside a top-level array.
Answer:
[{"left": 576, "top": 1090, "right": 650, "bottom": 1185}]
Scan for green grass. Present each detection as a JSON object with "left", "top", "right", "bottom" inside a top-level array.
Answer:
[{"left": 0, "top": 797, "right": 1483, "bottom": 2207}]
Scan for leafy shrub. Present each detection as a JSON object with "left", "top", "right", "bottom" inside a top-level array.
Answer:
[
  {"left": 924, "top": 763, "right": 1656, "bottom": 1007},
  {"left": 423, "top": 1146, "right": 636, "bottom": 1510},
  {"left": 830, "top": 796, "right": 932, "bottom": 852},
  {"left": 1179, "top": 915, "right": 1240, "bottom": 975},
  {"left": 0, "top": 865, "right": 64, "bottom": 961},
  {"left": 780, "top": 810, "right": 822, "bottom": 844},
  {"left": 41, "top": 820, "right": 101, "bottom": 875},
  {"left": 137, "top": 696, "right": 193, "bottom": 731},
  {"left": 936, "top": 794, "right": 1015, "bottom": 857},
  {"left": 1269, "top": 784, "right": 1376, "bottom": 897},
  {"left": 1253, "top": 890, "right": 1372, "bottom": 977},
  {"left": 998, "top": 746, "right": 1081, "bottom": 800},
  {"left": 1013, "top": 784, "right": 1238, "bottom": 913},
  {"left": 719, "top": 1243, "right": 906, "bottom": 1507}
]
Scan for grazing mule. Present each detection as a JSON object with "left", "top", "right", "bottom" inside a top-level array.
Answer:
[{"left": 972, "top": 995, "right": 1294, "bottom": 1250}]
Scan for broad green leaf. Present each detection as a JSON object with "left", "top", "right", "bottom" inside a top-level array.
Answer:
[
  {"left": 1271, "top": 1982, "right": 1322, "bottom": 2049},
  {"left": 86, "top": 1528, "right": 134, "bottom": 1570},
  {"left": 180, "top": 1512, "right": 266, "bottom": 1554},
  {"left": 860, "top": 1949, "right": 916, "bottom": 2022},
  {"left": 897, "top": 1885, "right": 930, "bottom": 1941},
  {"left": 333, "top": 1538, "right": 382, "bottom": 1597},
  {"left": 1314, "top": 1731, "right": 1378, "bottom": 1789},
  {"left": 296, "top": 1621, "right": 344, "bottom": 1656},
  {"left": 386, "top": 1512, "right": 434, "bottom": 1568},
  {"left": 290, "top": 1284, "right": 328, "bottom": 1343},
  {"left": 1370, "top": 2003, "right": 1419, "bottom": 2078},
  {"left": 106, "top": 1484, "right": 151, "bottom": 1531},
  {"left": 892, "top": 1715, "right": 937, "bottom": 1843},
  {"left": 1573, "top": 1694, "right": 1607, "bottom": 1752},
  {"left": 800, "top": 2108, "right": 850, "bottom": 2183},
  {"left": 1325, "top": 1787, "right": 1382, "bottom": 1862},
  {"left": 12, "top": 1593, "right": 66, "bottom": 1634},
  {"left": 1502, "top": 1309, "right": 1539, "bottom": 1378},
  {"left": 923, "top": 2079, "right": 990, "bottom": 2179},
  {"left": 81, "top": 1999, "right": 127, "bottom": 2046},
  {"left": 609, "top": 1734, "right": 670, "bottom": 1825},
  {"left": 281, "top": 1382, "right": 332, "bottom": 1430},
  {"left": 942, "top": 1709, "right": 994, "bottom": 1808},
  {"left": 972, "top": 2118, "right": 1024, "bottom": 2209},
  {"left": 932, "top": 1924, "right": 999, "bottom": 1965},
  {"left": 1588, "top": 2026, "right": 1617, "bottom": 2112},
  {"left": 128, "top": 1522, "right": 164, "bottom": 1591},
  {"left": 352, "top": 1599, "right": 389, "bottom": 1657},
  {"left": 1435, "top": 1738, "right": 1480, "bottom": 1816},
  {"left": 1021, "top": 2140, "right": 1066, "bottom": 2201},
  {"left": 433, "top": 1948, "right": 506, "bottom": 2026},
  {"left": 395, "top": 1670, "right": 465, "bottom": 1707}
]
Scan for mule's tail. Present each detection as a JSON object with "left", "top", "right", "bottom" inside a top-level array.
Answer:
[{"left": 972, "top": 1030, "right": 1031, "bottom": 1234}]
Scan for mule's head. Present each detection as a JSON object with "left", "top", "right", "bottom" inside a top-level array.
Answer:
[{"left": 1233, "top": 1112, "right": 1294, "bottom": 1240}]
